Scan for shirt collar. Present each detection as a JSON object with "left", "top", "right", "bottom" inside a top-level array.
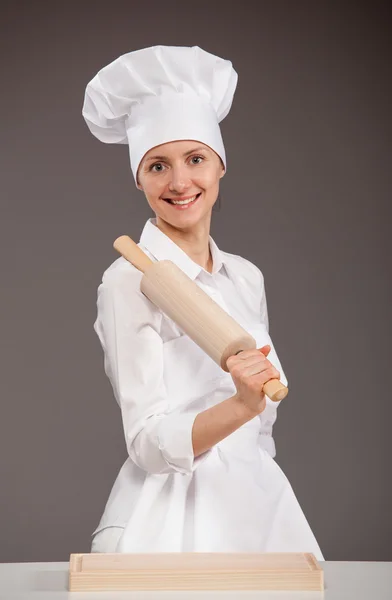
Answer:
[{"left": 139, "top": 217, "right": 227, "bottom": 281}]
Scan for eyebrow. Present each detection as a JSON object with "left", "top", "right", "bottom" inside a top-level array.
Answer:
[{"left": 144, "top": 146, "right": 208, "bottom": 163}]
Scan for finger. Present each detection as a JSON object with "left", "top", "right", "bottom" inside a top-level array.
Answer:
[
  {"left": 239, "top": 349, "right": 271, "bottom": 369},
  {"left": 231, "top": 345, "right": 270, "bottom": 364},
  {"left": 247, "top": 365, "right": 281, "bottom": 381},
  {"left": 258, "top": 345, "right": 271, "bottom": 356},
  {"left": 242, "top": 357, "right": 277, "bottom": 377}
]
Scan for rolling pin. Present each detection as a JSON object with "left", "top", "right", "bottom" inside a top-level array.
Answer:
[{"left": 113, "top": 235, "right": 288, "bottom": 403}]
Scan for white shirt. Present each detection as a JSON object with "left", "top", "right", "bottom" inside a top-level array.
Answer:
[{"left": 92, "top": 217, "right": 324, "bottom": 559}]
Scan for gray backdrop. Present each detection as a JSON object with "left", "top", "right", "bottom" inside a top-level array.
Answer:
[{"left": 1, "top": 1, "right": 391, "bottom": 563}]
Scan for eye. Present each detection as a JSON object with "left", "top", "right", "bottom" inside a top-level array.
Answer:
[
  {"left": 190, "top": 155, "right": 204, "bottom": 164},
  {"left": 149, "top": 162, "right": 165, "bottom": 172}
]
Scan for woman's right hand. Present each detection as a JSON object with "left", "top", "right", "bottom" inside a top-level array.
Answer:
[{"left": 226, "top": 345, "right": 280, "bottom": 417}]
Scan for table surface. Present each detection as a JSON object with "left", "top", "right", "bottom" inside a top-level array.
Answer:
[{"left": 0, "top": 560, "right": 391, "bottom": 600}]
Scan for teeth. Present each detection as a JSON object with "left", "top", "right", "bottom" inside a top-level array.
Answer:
[{"left": 171, "top": 194, "right": 198, "bottom": 205}]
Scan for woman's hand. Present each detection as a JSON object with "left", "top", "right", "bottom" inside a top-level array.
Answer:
[{"left": 227, "top": 345, "right": 280, "bottom": 417}]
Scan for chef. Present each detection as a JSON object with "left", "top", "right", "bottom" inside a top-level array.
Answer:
[{"left": 82, "top": 45, "right": 324, "bottom": 560}]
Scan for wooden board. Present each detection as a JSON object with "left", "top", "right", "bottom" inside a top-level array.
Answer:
[{"left": 69, "top": 552, "right": 324, "bottom": 591}]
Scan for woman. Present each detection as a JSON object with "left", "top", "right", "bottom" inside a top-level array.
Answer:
[{"left": 83, "top": 45, "right": 324, "bottom": 559}]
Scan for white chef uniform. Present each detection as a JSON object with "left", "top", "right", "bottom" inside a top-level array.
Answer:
[
  {"left": 83, "top": 45, "right": 324, "bottom": 559},
  {"left": 91, "top": 216, "right": 324, "bottom": 560}
]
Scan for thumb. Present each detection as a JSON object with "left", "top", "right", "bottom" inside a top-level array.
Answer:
[{"left": 258, "top": 345, "right": 271, "bottom": 356}]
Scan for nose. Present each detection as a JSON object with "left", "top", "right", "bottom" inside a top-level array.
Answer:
[{"left": 168, "top": 164, "right": 192, "bottom": 194}]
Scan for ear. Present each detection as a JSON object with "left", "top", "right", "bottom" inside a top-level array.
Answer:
[
  {"left": 218, "top": 158, "right": 226, "bottom": 179},
  {"left": 135, "top": 166, "right": 144, "bottom": 190}
]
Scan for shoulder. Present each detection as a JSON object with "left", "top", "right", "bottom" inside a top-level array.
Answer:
[
  {"left": 98, "top": 243, "right": 155, "bottom": 287},
  {"left": 221, "top": 250, "right": 265, "bottom": 288},
  {"left": 96, "top": 255, "right": 159, "bottom": 317},
  {"left": 96, "top": 256, "right": 142, "bottom": 294},
  {"left": 94, "top": 257, "right": 163, "bottom": 334},
  {"left": 101, "top": 256, "right": 140, "bottom": 282}
]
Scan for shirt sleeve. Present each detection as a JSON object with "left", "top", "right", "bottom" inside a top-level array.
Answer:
[
  {"left": 255, "top": 264, "right": 286, "bottom": 458},
  {"left": 258, "top": 266, "right": 269, "bottom": 333},
  {"left": 93, "top": 265, "right": 212, "bottom": 476}
]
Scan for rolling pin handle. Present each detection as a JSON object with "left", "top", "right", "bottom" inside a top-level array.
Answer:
[
  {"left": 231, "top": 349, "right": 288, "bottom": 403},
  {"left": 113, "top": 235, "right": 155, "bottom": 273}
]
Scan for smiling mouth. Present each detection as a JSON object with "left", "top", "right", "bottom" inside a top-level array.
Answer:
[{"left": 164, "top": 193, "right": 201, "bottom": 205}]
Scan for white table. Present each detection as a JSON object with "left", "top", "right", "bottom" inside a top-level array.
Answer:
[{"left": 0, "top": 561, "right": 391, "bottom": 599}]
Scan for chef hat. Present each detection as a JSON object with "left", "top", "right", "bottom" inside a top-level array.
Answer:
[{"left": 82, "top": 45, "right": 238, "bottom": 184}]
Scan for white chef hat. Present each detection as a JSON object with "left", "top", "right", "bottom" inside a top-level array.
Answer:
[{"left": 82, "top": 45, "right": 238, "bottom": 185}]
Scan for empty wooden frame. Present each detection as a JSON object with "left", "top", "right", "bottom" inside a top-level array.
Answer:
[{"left": 69, "top": 552, "right": 324, "bottom": 591}]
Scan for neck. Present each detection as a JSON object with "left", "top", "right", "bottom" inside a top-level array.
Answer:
[{"left": 155, "top": 215, "right": 213, "bottom": 273}]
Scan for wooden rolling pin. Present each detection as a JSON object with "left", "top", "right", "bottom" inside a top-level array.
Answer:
[{"left": 113, "top": 235, "right": 288, "bottom": 403}]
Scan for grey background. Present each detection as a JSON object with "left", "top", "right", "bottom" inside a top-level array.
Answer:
[{"left": 1, "top": 1, "right": 391, "bottom": 563}]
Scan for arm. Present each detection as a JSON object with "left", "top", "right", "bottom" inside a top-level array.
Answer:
[
  {"left": 94, "top": 266, "right": 215, "bottom": 476},
  {"left": 192, "top": 393, "right": 258, "bottom": 457},
  {"left": 256, "top": 263, "right": 288, "bottom": 457},
  {"left": 192, "top": 265, "right": 276, "bottom": 458}
]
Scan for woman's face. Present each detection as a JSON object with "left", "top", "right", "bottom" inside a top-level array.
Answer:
[{"left": 137, "top": 140, "right": 225, "bottom": 227}]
